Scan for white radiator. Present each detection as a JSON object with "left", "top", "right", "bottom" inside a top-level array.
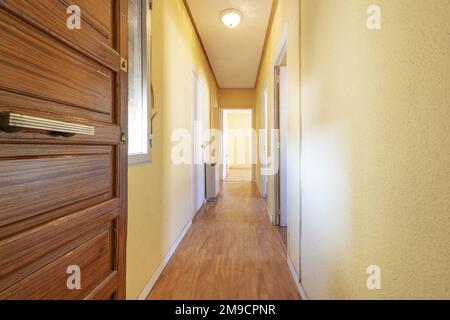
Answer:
[{"left": 205, "top": 163, "right": 220, "bottom": 201}]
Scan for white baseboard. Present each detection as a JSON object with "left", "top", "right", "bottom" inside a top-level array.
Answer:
[
  {"left": 138, "top": 220, "right": 192, "bottom": 300},
  {"left": 263, "top": 199, "right": 273, "bottom": 224},
  {"left": 287, "top": 255, "right": 309, "bottom": 300}
]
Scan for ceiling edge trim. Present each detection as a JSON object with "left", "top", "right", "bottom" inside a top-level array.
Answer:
[
  {"left": 182, "top": 0, "right": 220, "bottom": 89},
  {"left": 254, "top": 0, "right": 279, "bottom": 89}
]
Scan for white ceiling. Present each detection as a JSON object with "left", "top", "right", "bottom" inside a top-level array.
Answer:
[{"left": 187, "top": 0, "right": 273, "bottom": 89}]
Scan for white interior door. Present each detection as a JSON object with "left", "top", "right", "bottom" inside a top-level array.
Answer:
[
  {"left": 191, "top": 72, "right": 207, "bottom": 217},
  {"left": 279, "top": 67, "right": 288, "bottom": 227}
]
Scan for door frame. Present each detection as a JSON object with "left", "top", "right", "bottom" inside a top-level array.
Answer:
[
  {"left": 272, "top": 27, "right": 288, "bottom": 227},
  {"left": 113, "top": 0, "right": 129, "bottom": 299}
]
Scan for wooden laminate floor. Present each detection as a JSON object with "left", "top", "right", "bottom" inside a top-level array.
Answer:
[
  {"left": 225, "top": 168, "right": 252, "bottom": 182},
  {"left": 148, "top": 181, "right": 300, "bottom": 300}
]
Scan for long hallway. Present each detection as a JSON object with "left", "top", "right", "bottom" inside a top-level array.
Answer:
[{"left": 148, "top": 182, "right": 300, "bottom": 300}]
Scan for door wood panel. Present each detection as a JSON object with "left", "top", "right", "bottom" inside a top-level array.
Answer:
[
  {"left": 84, "top": 272, "right": 118, "bottom": 300},
  {"left": 0, "top": 0, "right": 128, "bottom": 300},
  {"left": 0, "top": 199, "right": 119, "bottom": 293},
  {"left": 64, "top": 0, "right": 114, "bottom": 40},
  {"left": 0, "top": 9, "right": 113, "bottom": 116},
  {"left": 0, "top": 0, "right": 119, "bottom": 70},
  {"left": 0, "top": 150, "right": 114, "bottom": 227},
  {"left": 0, "top": 224, "right": 114, "bottom": 300}
]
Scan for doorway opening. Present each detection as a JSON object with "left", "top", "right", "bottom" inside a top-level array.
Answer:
[
  {"left": 273, "top": 41, "right": 288, "bottom": 248},
  {"left": 222, "top": 109, "right": 254, "bottom": 183}
]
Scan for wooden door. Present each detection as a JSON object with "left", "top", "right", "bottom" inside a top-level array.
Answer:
[{"left": 0, "top": 0, "right": 128, "bottom": 299}]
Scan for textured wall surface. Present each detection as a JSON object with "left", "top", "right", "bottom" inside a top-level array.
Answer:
[{"left": 301, "top": 0, "right": 450, "bottom": 299}]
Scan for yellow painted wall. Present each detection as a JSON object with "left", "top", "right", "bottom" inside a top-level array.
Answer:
[
  {"left": 300, "top": 0, "right": 450, "bottom": 299},
  {"left": 218, "top": 89, "right": 257, "bottom": 108},
  {"left": 255, "top": 0, "right": 302, "bottom": 276},
  {"left": 126, "top": 0, "right": 217, "bottom": 299}
]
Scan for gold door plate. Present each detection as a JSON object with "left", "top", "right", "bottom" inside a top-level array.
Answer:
[{"left": 120, "top": 57, "right": 128, "bottom": 72}]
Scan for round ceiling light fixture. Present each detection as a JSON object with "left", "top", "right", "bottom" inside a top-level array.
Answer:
[{"left": 220, "top": 9, "right": 242, "bottom": 28}]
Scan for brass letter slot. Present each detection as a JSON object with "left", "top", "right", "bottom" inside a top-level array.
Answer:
[{"left": 0, "top": 112, "right": 95, "bottom": 137}]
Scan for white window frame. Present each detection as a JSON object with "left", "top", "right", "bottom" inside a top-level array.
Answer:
[{"left": 128, "top": 0, "right": 152, "bottom": 165}]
